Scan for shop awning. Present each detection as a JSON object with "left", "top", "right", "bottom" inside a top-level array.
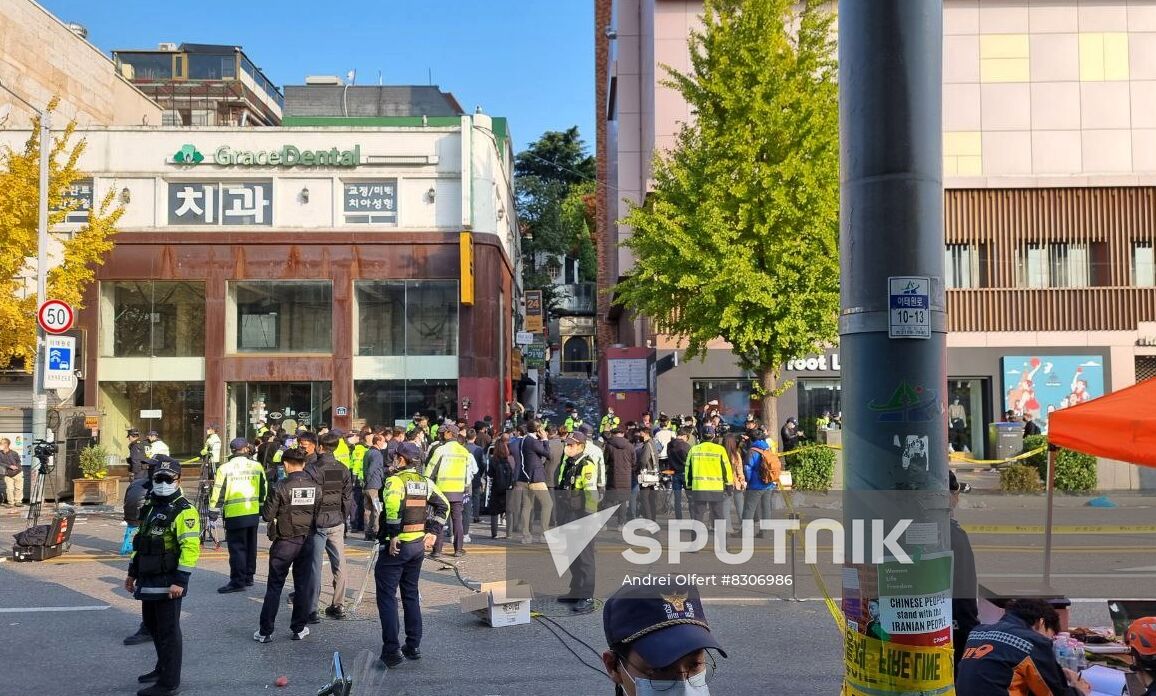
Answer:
[{"left": 1047, "top": 378, "right": 1156, "bottom": 468}]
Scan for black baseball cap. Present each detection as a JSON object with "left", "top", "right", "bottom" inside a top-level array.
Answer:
[
  {"left": 396, "top": 442, "right": 424, "bottom": 463},
  {"left": 127, "top": 428, "right": 140, "bottom": 437},
  {"left": 564, "top": 432, "right": 587, "bottom": 445},
  {"left": 603, "top": 579, "right": 726, "bottom": 669},
  {"left": 151, "top": 458, "right": 181, "bottom": 478}
]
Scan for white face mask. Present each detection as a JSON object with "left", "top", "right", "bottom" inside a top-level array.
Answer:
[
  {"left": 622, "top": 666, "right": 710, "bottom": 696},
  {"left": 152, "top": 482, "right": 178, "bottom": 497}
]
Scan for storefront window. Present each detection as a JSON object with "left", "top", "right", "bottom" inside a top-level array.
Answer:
[
  {"left": 948, "top": 378, "right": 989, "bottom": 456},
  {"left": 106, "top": 281, "right": 205, "bottom": 357},
  {"left": 100, "top": 381, "right": 205, "bottom": 459},
  {"left": 227, "top": 381, "right": 331, "bottom": 440},
  {"left": 355, "top": 379, "right": 457, "bottom": 429},
  {"left": 187, "top": 52, "right": 236, "bottom": 80},
  {"left": 232, "top": 281, "right": 332, "bottom": 353},
  {"left": 797, "top": 379, "right": 842, "bottom": 437},
  {"left": 355, "top": 281, "right": 458, "bottom": 356},
  {"left": 691, "top": 380, "right": 760, "bottom": 428}
]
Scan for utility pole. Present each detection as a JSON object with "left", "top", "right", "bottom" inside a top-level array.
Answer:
[
  {"left": 839, "top": 2, "right": 954, "bottom": 695},
  {"left": 0, "top": 83, "right": 52, "bottom": 443}
]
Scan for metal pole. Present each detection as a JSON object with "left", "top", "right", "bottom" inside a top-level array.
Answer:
[
  {"left": 839, "top": 0, "right": 951, "bottom": 689},
  {"left": 1043, "top": 446, "right": 1057, "bottom": 584},
  {"left": 31, "top": 110, "right": 51, "bottom": 442}
]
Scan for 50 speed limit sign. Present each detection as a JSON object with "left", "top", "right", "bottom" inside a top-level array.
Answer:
[{"left": 37, "top": 299, "right": 75, "bottom": 335}]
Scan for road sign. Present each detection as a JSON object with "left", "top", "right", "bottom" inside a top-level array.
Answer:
[
  {"left": 44, "top": 335, "right": 76, "bottom": 388},
  {"left": 888, "top": 276, "right": 931, "bottom": 340},
  {"left": 524, "top": 342, "right": 547, "bottom": 368},
  {"left": 37, "top": 299, "right": 74, "bottom": 334}
]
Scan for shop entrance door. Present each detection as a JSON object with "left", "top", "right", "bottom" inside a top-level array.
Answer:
[{"left": 226, "top": 381, "right": 332, "bottom": 440}]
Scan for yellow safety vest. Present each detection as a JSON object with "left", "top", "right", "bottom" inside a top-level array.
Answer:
[
  {"left": 423, "top": 441, "right": 470, "bottom": 495},
  {"left": 209, "top": 456, "right": 267, "bottom": 518},
  {"left": 685, "top": 442, "right": 733, "bottom": 492},
  {"left": 350, "top": 444, "right": 367, "bottom": 481}
]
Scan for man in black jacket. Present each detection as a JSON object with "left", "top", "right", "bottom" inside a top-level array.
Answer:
[
  {"left": 666, "top": 428, "right": 693, "bottom": 521},
  {"left": 604, "top": 427, "right": 635, "bottom": 527},
  {"left": 515, "top": 420, "right": 552, "bottom": 543},
  {"left": 362, "top": 434, "right": 386, "bottom": 541},
  {"left": 304, "top": 432, "right": 354, "bottom": 621},
  {"left": 255, "top": 448, "right": 319, "bottom": 642},
  {"left": 127, "top": 428, "right": 149, "bottom": 482}
]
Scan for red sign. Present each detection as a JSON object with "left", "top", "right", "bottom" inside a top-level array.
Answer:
[{"left": 37, "top": 299, "right": 74, "bottom": 335}]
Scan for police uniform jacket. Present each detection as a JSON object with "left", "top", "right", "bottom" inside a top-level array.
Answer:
[
  {"left": 305, "top": 452, "right": 354, "bottom": 529},
  {"left": 128, "top": 490, "right": 200, "bottom": 600},
  {"left": 262, "top": 470, "right": 320, "bottom": 541},
  {"left": 378, "top": 468, "right": 449, "bottom": 543}
]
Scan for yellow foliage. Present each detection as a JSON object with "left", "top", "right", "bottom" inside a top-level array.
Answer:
[{"left": 0, "top": 98, "right": 123, "bottom": 370}]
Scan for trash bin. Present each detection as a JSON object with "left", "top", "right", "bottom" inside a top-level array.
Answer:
[{"left": 988, "top": 422, "right": 1024, "bottom": 461}]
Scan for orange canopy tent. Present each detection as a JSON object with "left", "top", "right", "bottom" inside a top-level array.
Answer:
[
  {"left": 1035, "top": 378, "right": 1156, "bottom": 581},
  {"left": 1047, "top": 378, "right": 1156, "bottom": 467}
]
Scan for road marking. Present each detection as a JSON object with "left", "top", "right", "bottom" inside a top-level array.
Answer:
[
  {"left": 0, "top": 605, "right": 110, "bottom": 613},
  {"left": 1117, "top": 565, "right": 1156, "bottom": 572},
  {"left": 964, "top": 524, "right": 1156, "bottom": 535}
]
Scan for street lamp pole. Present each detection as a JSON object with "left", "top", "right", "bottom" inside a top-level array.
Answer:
[{"left": 0, "top": 82, "right": 52, "bottom": 442}]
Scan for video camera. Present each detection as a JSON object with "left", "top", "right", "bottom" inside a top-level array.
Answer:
[{"left": 32, "top": 439, "right": 58, "bottom": 471}]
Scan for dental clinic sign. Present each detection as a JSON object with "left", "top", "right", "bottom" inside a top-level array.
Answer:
[{"left": 169, "top": 143, "right": 361, "bottom": 168}]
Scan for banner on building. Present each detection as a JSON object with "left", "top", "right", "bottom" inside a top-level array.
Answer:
[{"left": 460, "top": 232, "right": 475, "bottom": 305}]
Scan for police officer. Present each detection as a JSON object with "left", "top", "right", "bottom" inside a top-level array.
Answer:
[
  {"left": 556, "top": 431, "right": 599, "bottom": 612},
  {"left": 376, "top": 442, "right": 449, "bottom": 668},
  {"left": 685, "top": 426, "right": 734, "bottom": 535},
  {"left": 254, "top": 448, "right": 319, "bottom": 643},
  {"left": 200, "top": 424, "right": 222, "bottom": 476},
  {"left": 127, "top": 428, "right": 149, "bottom": 482},
  {"left": 210, "top": 437, "right": 267, "bottom": 593},
  {"left": 599, "top": 408, "right": 620, "bottom": 439},
  {"left": 423, "top": 423, "right": 471, "bottom": 558},
  {"left": 124, "top": 459, "right": 200, "bottom": 696},
  {"left": 145, "top": 431, "right": 170, "bottom": 459}
]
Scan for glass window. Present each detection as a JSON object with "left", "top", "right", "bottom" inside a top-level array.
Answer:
[
  {"left": 107, "top": 281, "right": 205, "bottom": 357},
  {"left": 407, "top": 281, "right": 459, "bottom": 355},
  {"left": 691, "top": 379, "right": 760, "bottom": 428},
  {"left": 116, "top": 53, "right": 173, "bottom": 80},
  {"left": 1134, "top": 242, "right": 1156, "bottom": 287},
  {"left": 100, "top": 381, "right": 205, "bottom": 459},
  {"left": 355, "top": 379, "right": 457, "bottom": 429},
  {"left": 357, "top": 282, "right": 405, "bottom": 355},
  {"left": 1018, "top": 242, "right": 1090, "bottom": 288},
  {"left": 945, "top": 243, "right": 987, "bottom": 289},
  {"left": 227, "top": 381, "right": 330, "bottom": 441},
  {"left": 796, "top": 379, "right": 842, "bottom": 437},
  {"left": 355, "top": 281, "right": 458, "bottom": 356},
  {"left": 232, "top": 281, "right": 332, "bottom": 353},
  {"left": 187, "top": 52, "right": 236, "bottom": 80}
]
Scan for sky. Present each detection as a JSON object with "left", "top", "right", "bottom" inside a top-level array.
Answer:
[{"left": 39, "top": 0, "right": 595, "bottom": 153}]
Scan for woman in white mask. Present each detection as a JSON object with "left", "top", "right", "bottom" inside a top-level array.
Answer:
[{"left": 601, "top": 578, "right": 727, "bottom": 696}]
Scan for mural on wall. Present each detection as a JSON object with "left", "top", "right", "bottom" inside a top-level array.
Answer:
[{"left": 1002, "top": 355, "right": 1104, "bottom": 431}]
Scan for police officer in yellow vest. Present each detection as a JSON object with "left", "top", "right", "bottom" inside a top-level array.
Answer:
[
  {"left": 556, "top": 431, "right": 599, "bottom": 612},
  {"left": 124, "top": 458, "right": 200, "bottom": 696},
  {"left": 376, "top": 441, "right": 449, "bottom": 668},
  {"left": 423, "top": 423, "right": 471, "bottom": 558},
  {"left": 210, "top": 437, "right": 268, "bottom": 593},
  {"left": 685, "top": 426, "right": 734, "bottom": 536}
]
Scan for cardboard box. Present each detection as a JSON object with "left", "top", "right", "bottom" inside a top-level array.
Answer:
[{"left": 460, "top": 581, "right": 533, "bottom": 627}]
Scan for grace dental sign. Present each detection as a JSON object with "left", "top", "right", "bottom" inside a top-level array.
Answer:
[{"left": 171, "top": 144, "right": 361, "bottom": 168}]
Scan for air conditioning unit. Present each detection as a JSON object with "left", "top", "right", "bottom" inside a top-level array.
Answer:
[
  {"left": 157, "top": 42, "right": 178, "bottom": 51},
  {"left": 305, "top": 75, "right": 343, "bottom": 86}
]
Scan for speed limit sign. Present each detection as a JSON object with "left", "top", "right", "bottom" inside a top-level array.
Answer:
[{"left": 37, "top": 299, "right": 75, "bottom": 334}]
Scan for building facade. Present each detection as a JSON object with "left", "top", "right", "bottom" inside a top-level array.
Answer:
[
  {"left": 599, "top": 0, "right": 1156, "bottom": 489},
  {"left": 0, "top": 120, "right": 518, "bottom": 460}
]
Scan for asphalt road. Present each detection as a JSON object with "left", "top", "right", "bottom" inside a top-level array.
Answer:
[{"left": 1, "top": 490, "right": 1150, "bottom": 696}]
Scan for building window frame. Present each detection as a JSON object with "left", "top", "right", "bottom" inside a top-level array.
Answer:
[
  {"left": 1133, "top": 241, "right": 1155, "bottom": 287},
  {"left": 1017, "top": 242, "right": 1091, "bottom": 288},
  {"left": 945, "top": 243, "right": 987, "bottom": 289}
]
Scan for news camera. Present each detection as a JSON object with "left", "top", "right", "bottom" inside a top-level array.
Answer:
[{"left": 32, "top": 439, "right": 57, "bottom": 472}]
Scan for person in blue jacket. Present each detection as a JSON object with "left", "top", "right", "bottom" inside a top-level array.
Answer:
[{"left": 741, "top": 429, "right": 779, "bottom": 536}]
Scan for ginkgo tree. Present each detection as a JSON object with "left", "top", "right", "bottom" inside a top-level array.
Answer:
[
  {"left": 0, "top": 98, "right": 123, "bottom": 370},
  {"left": 612, "top": 0, "right": 840, "bottom": 433}
]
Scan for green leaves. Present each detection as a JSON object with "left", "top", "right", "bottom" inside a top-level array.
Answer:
[{"left": 615, "top": 0, "right": 840, "bottom": 381}]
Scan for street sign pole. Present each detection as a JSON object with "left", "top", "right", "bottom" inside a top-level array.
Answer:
[
  {"left": 839, "top": 2, "right": 952, "bottom": 694},
  {"left": 31, "top": 109, "right": 52, "bottom": 444}
]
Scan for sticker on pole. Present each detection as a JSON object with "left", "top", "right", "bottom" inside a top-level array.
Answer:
[
  {"left": 887, "top": 277, "right": 930, "bottom": 340},
  {"left": 37, "top": 299, "right": 75, "bottom": 335}
]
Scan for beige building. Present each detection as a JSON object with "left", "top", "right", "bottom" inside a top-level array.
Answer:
[
  {"left": 599, "top": 0, "right": 1156, "bottom": 489},
  {"left": 0, "top": 0, "right": 161, "bottom": 128}
]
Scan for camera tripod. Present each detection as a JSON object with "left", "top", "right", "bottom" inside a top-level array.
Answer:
[
  {"left": 26, "top": 458, "right": 54, "bottom": 529},
  {"left": 195, "top": 455, "right": 220, "bottom": 548}
]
